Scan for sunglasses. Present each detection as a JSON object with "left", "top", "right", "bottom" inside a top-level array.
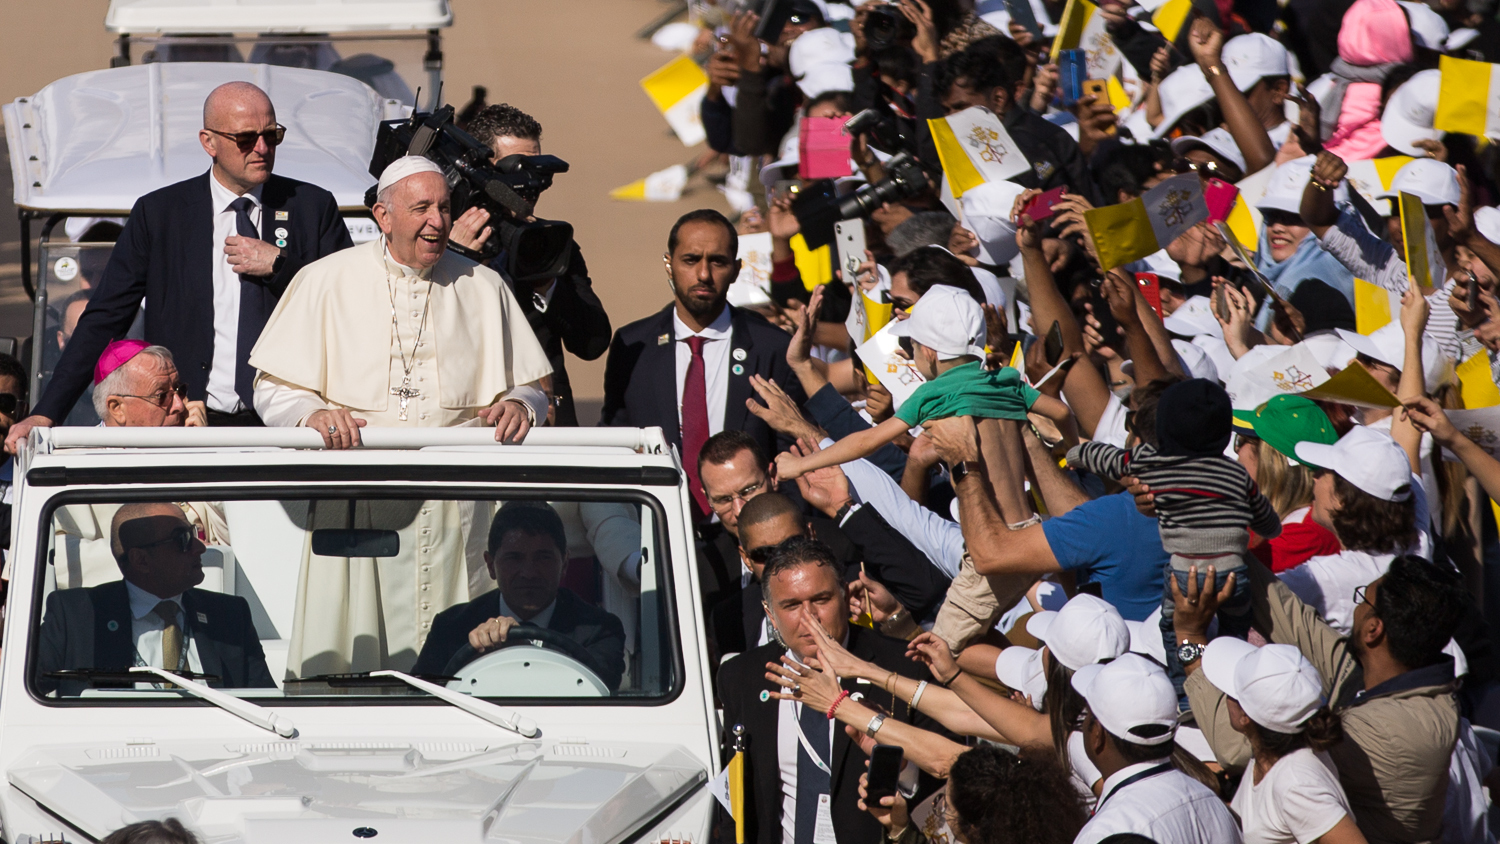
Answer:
[
  {"left": 118, "top": 383, "right": 188, "bottom": 409},
  {"left": 126, "top": 524, "right": 196, "bottom": 555},
  {"left": 1171, "top": 156, "right": 1227, "bottom": 177},
  {"left": 0, "top": 392, "right": 23, "bottom": 416},
  {"left": 206, "top": 124, "right": 286, "bottom": 152}
]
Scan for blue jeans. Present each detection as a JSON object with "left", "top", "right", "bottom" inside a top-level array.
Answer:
[{"left": 1160, "top": 561, "right": 1253, "bottom": 710}]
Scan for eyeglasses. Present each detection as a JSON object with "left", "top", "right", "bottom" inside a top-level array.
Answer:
[
  {"left": 117, "top": 383, "right": 187, "bottom": 409},
  {"left": 709, "top": 477, "right": 769, "bottom": 510},
  {"left": 0, "top": 393, "right": 24, "bottom": 416},
  {"left": 1234, "top": 433, "right": 1260, "bottom": 452},
  {"left": 1353, "top": 584, "right": 1369, "bottom": 608},
  {"left": 205, "top": 124, "right": 286, "bottom": 152},
  {"left": 127, "top": 524, "right": 196, "bottom": 555},
  {"left": 747, "top": 543, "right": 779, "bottom": 564}
]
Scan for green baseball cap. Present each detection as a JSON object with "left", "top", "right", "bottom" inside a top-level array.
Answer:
[{"left": 1246, "top": 395, "right": 1337, "bottom": 465}]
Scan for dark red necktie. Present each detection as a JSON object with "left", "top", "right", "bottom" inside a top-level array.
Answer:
[{"left": 682, "top": 335, "right": 711, "bottom": 518}]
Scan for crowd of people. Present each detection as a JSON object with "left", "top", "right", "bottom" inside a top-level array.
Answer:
[{"left": 11, "top": 0, "right": 1500, "bottom": 839}]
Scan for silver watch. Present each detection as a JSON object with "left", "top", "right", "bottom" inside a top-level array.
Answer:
[
  {"left": 865, "top": 713, "right": 887, "bottom": 737},
  {"left": 1176, "top": 641, "right": 1206, "bottom": 665}
]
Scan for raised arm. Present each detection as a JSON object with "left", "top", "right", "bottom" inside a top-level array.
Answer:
[
  {"left": 1406, "top": 397, "right": 1500, "bottom": 505},
  {"left": 1187, "top": 18, "right": 1275, "bottom": 174}
]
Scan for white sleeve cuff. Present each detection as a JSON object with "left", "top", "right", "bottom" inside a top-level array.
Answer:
[
  {"left": 502, "top": 382, "right": 550, "bottom": 427},
  {"left": 253, "top": 374, "right": 332, "bottom": 428}
]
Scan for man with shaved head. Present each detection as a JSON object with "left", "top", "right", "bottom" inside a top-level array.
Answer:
[
  {"left": 7, "top": 81, "right": 352, "bottom": 451},
  {"left": 36, "top": 502, "right": 273, "bottom": 696}
]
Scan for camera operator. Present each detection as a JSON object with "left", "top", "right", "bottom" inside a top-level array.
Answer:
[{"left": 446, "top": 104, "right": 611, "bottom": 426}]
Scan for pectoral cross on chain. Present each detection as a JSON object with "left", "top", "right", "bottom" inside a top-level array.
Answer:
[{"left": 391, "top": 377, "right": 421, "bottom": 422}]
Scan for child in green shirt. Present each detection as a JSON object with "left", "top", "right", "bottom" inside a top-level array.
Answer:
[{"left": 776, "top": 284, "right": 1071, "bottom": 480}]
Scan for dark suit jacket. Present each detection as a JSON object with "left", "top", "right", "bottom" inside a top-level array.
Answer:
[
  {"left": 716, "top": 626, "right": 945, "bottom": 844},
  {"left": 709, "top": 578, "right": 765, "bottom": 664},
  {"left": 35, "top": 580, "right": 275, "bottom": 696},
  {"left": 411, "top": 587, "right": 626, "bottom": 690},
  {"left": 34, "top": 172, "right": 352, "bottom": 421},
  {"left": 497, "top": 243, "right": 612, "bottom": 427},
  {"left": 599, "top": 304, "right": 807, "bottom": 464}
]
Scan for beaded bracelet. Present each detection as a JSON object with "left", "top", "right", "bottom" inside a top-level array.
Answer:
[{"left": 827, "top": 689, "right": 852, "bottom": 719}]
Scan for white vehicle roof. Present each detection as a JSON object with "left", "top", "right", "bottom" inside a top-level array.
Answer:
[
  {"left": 4, "top": 62, "right": 404, "bottom": 214},
  {"left": 105, "top": 0, "right": 453, "bottom": 34}
]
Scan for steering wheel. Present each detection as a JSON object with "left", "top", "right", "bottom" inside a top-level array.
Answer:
[{"left": 441, "top": 623, "right": 608, "bottom": 680}]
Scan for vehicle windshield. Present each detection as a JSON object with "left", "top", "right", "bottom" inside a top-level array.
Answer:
[{"left": 29, "top": 491, "right": 679, "bottom": 704}]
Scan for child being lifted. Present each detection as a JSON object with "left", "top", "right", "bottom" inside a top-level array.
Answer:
[{"left": 774, "top": 283, "right": 1073, "bottom": 501}]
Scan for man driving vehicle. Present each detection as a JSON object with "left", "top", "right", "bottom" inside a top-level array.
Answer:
[
  {"left": 412, "top": 502, "right": 627, "bottom": 690},
  {"left": 36, "top": 502, "right": 274, "bottom": 696}
]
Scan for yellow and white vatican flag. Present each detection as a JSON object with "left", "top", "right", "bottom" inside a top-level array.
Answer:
[
  {"left": 1458, "top": 352, "right": 1500, "bottom": 410},
  {"left": 1137, "top": 0, "right": 1193, "bottom": 41},
  {"left": 1399, "top": 191, "right": 1443, "bottom": 290},
  {"left": 609, "top": 164, "right": 689, "bottom": 201},
  {"left": 1049, "top": 0, "right": 1122, "bottom": 77},
  {"left": 1434, "top": 55, "right": 1500, "bottom": 138},
  {"left": 1353, "top": 277, "right": 1402, "bottom": 335},
  {"left": 1344, "top": 156, "right": 1415, "bottom": 217},
  {"left": 640, "top": 55, "right": 709, "bottom": 147},
  {"left": 927, "top": 106, "right": 1031, "bottom": 197},
  {"left": 1085, "top": 173, "right": 1207, "bottom": 270}
]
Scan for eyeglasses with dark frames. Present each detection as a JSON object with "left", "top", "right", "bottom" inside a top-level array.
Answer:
[
  {"left": 205, "top": 124, "right": 286, "bottom": 152},
  {"left": 117, "top": 383, "right": 187, "bottom": 409}
]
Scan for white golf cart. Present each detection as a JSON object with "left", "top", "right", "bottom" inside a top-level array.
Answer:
[
  {"left": 3, "top": 61, "right": 407, "bottom": 424},
  {"left": 0, "top": 426, "right": 719, "bottom": 843}
]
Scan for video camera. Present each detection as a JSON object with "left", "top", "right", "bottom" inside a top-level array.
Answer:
[
  {"left": 792, "top": 151, "right": 930, "bottom": 249},
  {"left": 366, "top": 105, "right": 576, "bottom": 283}
]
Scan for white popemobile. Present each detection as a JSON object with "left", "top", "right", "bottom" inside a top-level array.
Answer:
[{"left": 0, "top": 426, "right": 720, "bottom": 844}]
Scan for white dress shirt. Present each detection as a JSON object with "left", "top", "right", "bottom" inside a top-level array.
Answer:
[
  {"left": 207, "top": 172, "right": 263, "bottom": 413},
  {"left": 674, "top": 307, "right": 733, "bottom": 435},
  {"left": 497, "top": 594, "right": 557, "bottom": 629},
  {"left": 1075, "top": 761, "right": 1244, "bottom": 844},
  {"left": 125, "top": 580, "right": 203, "bottom": 673}
]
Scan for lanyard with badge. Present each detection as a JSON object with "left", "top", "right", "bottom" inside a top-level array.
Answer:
[
  {"left": 1094, "top": 762, "right": 1173, "bottom": 813},
  {"left": 792, "top": 699, "right": 838, "bottom": 844}
]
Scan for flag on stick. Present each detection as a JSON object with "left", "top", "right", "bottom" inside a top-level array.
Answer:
[
  {"left": 1085, "top": 173, "right": 1207, "bottom": 270},
  {"left": 1399, "top": 191, "right": 1442, "bottom": 290},
  {"left": 1434, "top": 54, "right": 1500, "bottom": 138},
  {"left": 641, "top": 55, "right": 709, "bottom": 147},
  {"left": 927, "top": 107, "right": 1030, "bottom": 197}
]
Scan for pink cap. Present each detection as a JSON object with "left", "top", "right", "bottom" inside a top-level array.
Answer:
[
  {"left": 1338, "top": 0, "right": 1413, "bottom": 65},
  {"left": 94, "top": 339, "right": 150, "bottom": 386}
]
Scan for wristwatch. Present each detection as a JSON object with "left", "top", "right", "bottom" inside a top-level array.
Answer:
[
  {"left": 1176, "top": 641, "right": 1206, "bottom": 665},
  {"left": 865, "top": 713, "right": 887, "bottom": 738},
  {"left": 949, "top": 460, "right": 975, "bottom": 482}
]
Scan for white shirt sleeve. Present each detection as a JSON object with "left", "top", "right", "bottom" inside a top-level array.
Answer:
[
  {"left": 826, "top": 438, "right": 966, "bottom": 578},
  {"left": 579, "top": 501, "right": 644, "bottom": 587},
  {"left": 252, "top": 374, "right": 331, "bottom": 428},
  {"left": 501, "top": 381, "right": 550, "bottom": 426}
]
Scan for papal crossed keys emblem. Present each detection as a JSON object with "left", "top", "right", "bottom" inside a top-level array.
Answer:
[
  {"left": 1272, "top": 366, "right": 1315, "bottom": 392},
  {"left": 1159, "top": 189, "right": 1194, "bottom": 227},
  {"left": 965, "top": 125, "right": 1007, "bottom": 164},
  {"left": 1463, "top": 424, "right": 1498, "bottom": 451}
]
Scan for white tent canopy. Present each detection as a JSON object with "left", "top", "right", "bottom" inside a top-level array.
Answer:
[
  {"left": 105, "top": 0, "right": 452, "bottom": 34},
  {"left": 4, "top": 62, "right": 406, "bottom": 213}
]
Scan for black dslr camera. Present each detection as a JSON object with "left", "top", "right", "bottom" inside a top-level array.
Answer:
[
  {"left": 863, "top": 3, "right": 917, "bottom": 50},
  {"left": 366, "top": 105, "right": 575, "bottom": 283},
  {"left": 792, "top": 151, "right": 931, "bottom": 249}
]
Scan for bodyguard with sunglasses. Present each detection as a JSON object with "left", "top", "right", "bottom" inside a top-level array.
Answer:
[
  {"left": 7, "top": 81, "right": 352, "bottom": 451},
  {"left": 35, "top": 502, "right": 274, "bottom": 697}
]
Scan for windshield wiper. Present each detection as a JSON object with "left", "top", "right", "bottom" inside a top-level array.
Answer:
[
  {"left": 47, "top": 668, "right": 222, "bottom": 685},
  {"left": 130, "top": 667, "right": 297, "bottom": 738},
  {"left": 369, "top": 669, "right": 539, "bottom": 738},
  {"left": 289, "top": 671, "right": 458, "bottom": 686}
]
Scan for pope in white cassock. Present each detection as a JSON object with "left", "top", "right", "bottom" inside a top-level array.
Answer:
[{"left": 250, "top": 156, "right": 553, "bottom": 676}]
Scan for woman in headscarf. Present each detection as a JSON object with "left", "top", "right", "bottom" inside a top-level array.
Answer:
[{"left": 1306, "top": 0, "right": 1413, "bottom": 161}]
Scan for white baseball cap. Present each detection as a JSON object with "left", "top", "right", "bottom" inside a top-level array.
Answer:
[
  {"left": 1334, "top": 321, "right": 1449, "bottom": 392},
  {"left": 1163, "top": 295, "right": 1223, "bottom": 339},
  {"left": 889, "top": 282, "right": 987, "bottom": 360},
  {"left": 1477, "top": 206, "right": 1500, "bottom": 244},
  {"left": 1072, "top": 653, "right": 1179, "bottom": 746},
  {"left": 1399, "top": 1, "right": 1451, "bottom": 49},
  {"left": 1255, "top": 155, "right": 1316, "bottom": 215},
  {"left": 1123, "top": 339, "right": 1220, "bottom": 382},
  {"left": 1201, "top": 640, "right": 1326, "bottom": 734},
  {"left": 789, "top": 27, "right": 856, "bottom": 79},
  {"left": 1153, "top": 65, "right": 1215, "bottom": 139},
  {"left": 960, "top": 179, "right": 1028, "bottom": 266},
  {"left": 798, "top": 62, "right": 855, "bottom": 98},
  {"left": 1222, "top": 33, "right": 1291, "bottom": 92},
  {"left": 995, "top": 646, "right": 1048, "bottom": 711},
  {"left": 1294, "top": 424, "right": 1414, "bottom": 502},
  {"left": 1378, "top": 158, "right": 1461, "bottom": 207},
  {"left": 1026, "top": 594, "right": 1131, "bottom": 671},
  {"left": 1140, "top": 249, "right": 1183, "bottom": 283},
  {"left": 1126, "top": 610, "right": 1168, "bottom": 664},
  {"left": 1381, "top": 69, "right": 1442, "bottom": 158},
  {"left": 1170, "top": 127, "right": 1248, "bottom": 176}
]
